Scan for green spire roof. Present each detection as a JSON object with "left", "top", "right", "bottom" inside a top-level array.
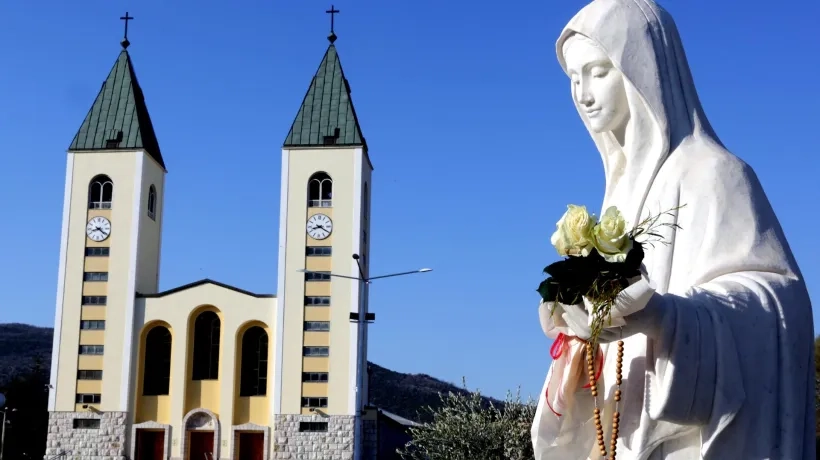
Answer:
[
  {"left": 284, "top": 44, "right": 366, "bottom": 149},
  {"left": 69, "top": 50, "right": 165, "bottom": 169}
]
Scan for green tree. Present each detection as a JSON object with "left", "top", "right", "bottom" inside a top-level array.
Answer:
[{"left": 398, "top": 380, "right": 536, "bottom": 460}]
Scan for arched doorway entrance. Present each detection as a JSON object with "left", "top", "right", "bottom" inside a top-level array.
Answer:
[{"left": 181, "top": 409, "right": 221, "bottom": 460}]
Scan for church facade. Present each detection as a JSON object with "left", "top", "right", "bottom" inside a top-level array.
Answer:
[{"left": 43, "top": 18, "right": 398, "bottom": 460}]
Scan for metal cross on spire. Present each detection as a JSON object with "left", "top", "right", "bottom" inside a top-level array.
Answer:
[
  {"left": 326, "top": 5, "right": 340, "bottom": 44},
  {"left": 120, "top": 12, "right": 134, "bottom": 49}
]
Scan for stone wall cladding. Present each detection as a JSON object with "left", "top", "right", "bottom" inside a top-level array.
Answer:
[
  {"left": 45, "top": 411, "right": 128, "bottom": 460},
  {"left": 273, "top": 414, "right": 355, "bottom": 460}
]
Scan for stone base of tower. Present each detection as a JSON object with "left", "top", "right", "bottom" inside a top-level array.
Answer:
[
  {"left": 45, "top": 411, "right": 128, "bottom": 460},
  {"left": 273, "top": 414, "right": 355, "bottom": 459}
]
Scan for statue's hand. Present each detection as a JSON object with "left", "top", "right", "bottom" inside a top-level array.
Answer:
[
  {"left": 597, "top": 279, "right": 667, "bottom": 342},
  {"left": 538, "top": 301, "right": 572, "bottom": 339},
  {"left": 560, "top": 303, "right": 594, "bottom": 341},
  {"left": 610, "top": 277, "right": 655, "bottom": 321}
]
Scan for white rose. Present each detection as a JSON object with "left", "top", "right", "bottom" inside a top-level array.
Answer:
[
  {"left": 592, "top": 206, "right": 632, "bottom": 262},
  {"left": 551, "top": 205, "right": 596, "bottom": 257}
]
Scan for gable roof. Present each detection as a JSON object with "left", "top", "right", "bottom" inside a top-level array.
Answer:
[
  {"left": 283, "top": 44, "right": 366, "bottom": 149},
  {"left": 136, "top": 279, "right": 274, "bottom": 299},
  {"left": 69, "top": 49, "right": 166, "bottom": 169}
]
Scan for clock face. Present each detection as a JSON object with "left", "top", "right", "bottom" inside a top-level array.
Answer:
[
  {"left": 306, "top": 214, "right": 333, "bottom": 240},
  {"left": 86, "top": 216, "right": 111, "bottom": 242}
]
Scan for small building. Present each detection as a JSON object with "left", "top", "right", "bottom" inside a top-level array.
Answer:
[{"left": 361, "top": 407, "right": 420, "bottom": 459}]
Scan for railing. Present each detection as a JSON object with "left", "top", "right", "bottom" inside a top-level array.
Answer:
[
  {"left": 308, "top": 199, "right": 332, "bottom": 208},
  {"left": 89, "top": 201, "right": 112, "bottom": 210}
]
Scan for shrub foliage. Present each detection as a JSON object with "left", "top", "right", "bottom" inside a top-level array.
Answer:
[{"left": 398, "top": 379, "right": 536, "bottom": 460}]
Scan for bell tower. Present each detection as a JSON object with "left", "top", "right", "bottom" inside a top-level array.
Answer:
[
  {"left": 273, "top": 8, "right": 374, "bottom": 459},
  {"left": 46, "top": 16, "right": 166, "bottom": 458}
]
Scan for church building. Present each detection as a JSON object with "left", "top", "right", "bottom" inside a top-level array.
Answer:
[{"left": 44, "top": 11, "right": 410, "bottom": 460}]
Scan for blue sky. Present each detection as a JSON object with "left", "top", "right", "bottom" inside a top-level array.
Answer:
[{"left": 0, "top": 0, "right": 817, "bottom": 401}]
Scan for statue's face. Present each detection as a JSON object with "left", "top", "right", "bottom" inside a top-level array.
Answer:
[{"left": 563, "top": 35, "right": 629, "bottom": 135}]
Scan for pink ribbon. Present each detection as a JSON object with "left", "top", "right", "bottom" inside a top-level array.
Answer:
[{"left": 545, "top": 332, "right": 603, "bottom": 417}]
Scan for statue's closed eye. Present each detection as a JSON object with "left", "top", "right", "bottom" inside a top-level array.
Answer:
[{"left": 592, "top": 68, "right": 610, "bottom": 78}]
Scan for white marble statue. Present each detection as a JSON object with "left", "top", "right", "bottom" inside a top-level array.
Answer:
[{"left": 531, "top": 0, "right": 816, "bottom": 459}]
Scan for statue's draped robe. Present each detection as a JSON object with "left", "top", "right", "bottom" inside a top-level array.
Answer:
[{"left": 531, "top": 0, "right": 815, "bottom": 459}]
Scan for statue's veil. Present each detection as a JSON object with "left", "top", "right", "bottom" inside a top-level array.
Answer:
[{"left": 554, "top": 0, "right": 722, "bottom": 225}]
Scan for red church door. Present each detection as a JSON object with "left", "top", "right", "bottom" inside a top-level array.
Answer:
[
  {"left": 188, "top": 431, "right": 215, "bottom": 460},
  {"left": 237, "top": 432, "right": 264, "bottom": 460},
  {"left": 135, "top": 429, "right": 164, "bottom": 460}
]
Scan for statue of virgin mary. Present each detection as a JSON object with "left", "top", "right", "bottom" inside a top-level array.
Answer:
[{"left": 532, "top": 0, "right": 816, "bottom": 459}]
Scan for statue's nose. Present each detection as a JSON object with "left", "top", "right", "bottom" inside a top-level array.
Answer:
[
  {"left": 577, "top": 79, "right": 594, "bottom": 106},
  {"left": 578, "top": 90, "right": 594, "bottom": 106}
]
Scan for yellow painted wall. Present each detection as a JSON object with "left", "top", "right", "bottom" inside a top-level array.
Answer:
[
  {"left": 234, "top": 397, "right": 269, "bottom": 425},
  {"left": 135, "top": 396, "right": 171, "bottom": 424},
  {"left": 302, "top": 382, "right": 328, "bottom": 396},
  {"left": 83, "top": 257, "right": 109, "bottom": 272},
  {"left": 304, "top": 282, "right": 331, "bottom": 296},
  {"left": 305, "top": 257, "right": 332, "bottom": 272},
  {"left": 76, "top": 380, "right": 102, "bottom": 394},
  {"left": 303, "top": 332, "right": 330, "bottom": 346},
  {"left": 78, "top": 330, "right": 105, "bottom": 345},
  {"left": 80, "top": 306, "right": 106, "bottom": 320},
  {"left": 304, "top": 307, "right": 330, "bottom": 322},
  {"left": 82, "top": 282, "right": 107, "bottom": 296},
  {"left": 302, "top": 357, "right": 329, "bottom": 372},
  {"left": 77, "top": 355, "right": 103, "bottom": 369},
  {"left": 185, "top": 380, "right": 221, "bottom": 415}
]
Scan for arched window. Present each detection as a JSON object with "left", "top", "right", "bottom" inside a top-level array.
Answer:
[
  {"left": 143, "top": 326, "right": 172, "bottom": 396},
  {"left": 308, "top": 172, "right": 332, "bottom": 208},
  {"left": 147, "top": 185, "right": 157, "bottom": 220},
  {"left": 191, "top": 311, "right": 221, "bottom": 380},
  {"left": 239, "top": 326, "right": 269, "bottom": 396},
  {"left": 88, "top": 175, "right": 114, "bottom": 209}
]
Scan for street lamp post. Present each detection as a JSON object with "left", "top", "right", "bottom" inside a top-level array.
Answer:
[
  {"left": 299, "top": 254, "right": 432, "bottom": 326},
  {"left": 298, "top": 254, "right": 432, "bottom": 460},
  {"left": 0, "top": 403, "right": 17, "bottom": 460}
]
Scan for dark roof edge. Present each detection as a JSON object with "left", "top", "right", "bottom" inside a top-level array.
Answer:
[
  {"left": 137, "top": 278, "right": 275, "bottom": 299},
  {"left": 334, "top": 48, "right": 367, "bottom": 150},
  {"left": 363, "top": 405, "right": 422, "bottom": 427}
]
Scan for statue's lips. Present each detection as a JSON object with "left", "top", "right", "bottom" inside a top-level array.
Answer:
[{"left": 586, "top": 108, "right": 602, "bottom": 117}]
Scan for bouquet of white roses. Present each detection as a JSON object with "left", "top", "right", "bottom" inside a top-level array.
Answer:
[
  {"left": 537, "top": 204, "right": 679, "bottom": 344},
  {"left": 536, "top": 204, "right": 681, "bottom": 459}
]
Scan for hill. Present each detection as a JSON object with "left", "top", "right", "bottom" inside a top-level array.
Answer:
[
  {"left": 0, "top": 323, "right": 52, "bottom": 387},
  {"left": 0, "top": 323, "right": 494, "bottom": 423}
]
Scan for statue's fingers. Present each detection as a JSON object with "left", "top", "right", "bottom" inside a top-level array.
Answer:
[{"left": 561, "top": 312, "right": 591, "bottom": 340}]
